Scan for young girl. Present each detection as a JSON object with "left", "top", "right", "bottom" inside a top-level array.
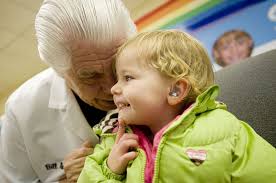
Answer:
[{"left": 78, "top": 30, "right": 276, "bottom": 183}]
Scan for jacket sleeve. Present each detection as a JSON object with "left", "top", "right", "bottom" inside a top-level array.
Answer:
[
  {"left": 0, "top": 107, "right": 40, "bottom": 182},
  {"left": 231, "top": 121, "right": 276, "bottom": 183},
  {"left": 77, "top": 136, "right": 125, "bottom": 183}
]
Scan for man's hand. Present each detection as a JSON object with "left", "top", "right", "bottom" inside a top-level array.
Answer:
[
  {"left": 107, "top": 120, "right": 139, "bottom": 175},
  {"left": 63, "top": 140, "right": 93, "bottom": 183}
]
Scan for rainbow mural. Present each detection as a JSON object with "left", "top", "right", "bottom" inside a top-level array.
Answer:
[
  {"left": 136, "top": 0, "right": 276, "bottom": 70},
  {"left": 136, "top": 0, "right": 264, "bottom": 31}
]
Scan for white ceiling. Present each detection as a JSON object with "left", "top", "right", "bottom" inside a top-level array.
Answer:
[{"left": 0, "top": 0, "right": 167, "bottom": 114}]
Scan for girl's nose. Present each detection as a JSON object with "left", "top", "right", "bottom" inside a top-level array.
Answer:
[{"left": 111, "top": 82, "right": 121, "bottom": 95}]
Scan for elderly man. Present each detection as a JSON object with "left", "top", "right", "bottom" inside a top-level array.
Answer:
[{"left": 0, "top": 0, "right": 136, "bottom": 182}]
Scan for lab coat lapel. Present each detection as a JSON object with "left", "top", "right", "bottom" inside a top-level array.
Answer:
[
  {"left": 62, "top": 91, "right": 99, "bottom": 146},
  {"left": 48, "top": 72, "right": 99, "bottom": 146}
]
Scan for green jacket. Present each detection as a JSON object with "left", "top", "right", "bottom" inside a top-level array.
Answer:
[{"left": 78, "top": 85, "right": 276, "bottom": 183}]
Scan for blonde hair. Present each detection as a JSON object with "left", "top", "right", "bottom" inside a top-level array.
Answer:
[
  {"left": 116, "top": 30, "right": 214, "bottom": 103},
  {"left": 35, "top": 0, "right": 136, "bottom": 74}
]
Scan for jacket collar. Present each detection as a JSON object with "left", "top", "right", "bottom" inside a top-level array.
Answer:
[{"left": 164, "top": 85, "right": 227, "bottom": 135}]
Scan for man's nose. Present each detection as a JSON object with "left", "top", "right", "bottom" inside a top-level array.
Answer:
[{"left": 101, "top": 72, "right": 116, "bottom": 93}]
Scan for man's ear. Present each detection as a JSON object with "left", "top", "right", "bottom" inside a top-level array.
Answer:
[{"left": 167, "top": 79, "right": 190, "bottom": 106}]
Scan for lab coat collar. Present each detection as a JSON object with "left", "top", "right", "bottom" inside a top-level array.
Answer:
[
  {"left": 48, "top": 72, "right": 68, "bottom": 110},
  {"left": 62, "top": 91, "right": 99, "bottom": 145},
  {"left": 48, "top": 71, "right": 99, "bottom": 144}
]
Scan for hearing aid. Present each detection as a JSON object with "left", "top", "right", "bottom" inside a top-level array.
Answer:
[{"left": 169, "top": 87, "right": 179, "bottom": 97}]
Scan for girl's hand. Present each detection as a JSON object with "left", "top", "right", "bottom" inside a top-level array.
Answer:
[{"left": 107, "top": 120, "right": 139, "bottom": 175}]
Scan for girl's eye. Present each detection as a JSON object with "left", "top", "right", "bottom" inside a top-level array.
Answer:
[{"left": 125, "top": 75, "right": 133, "bottom": 81}]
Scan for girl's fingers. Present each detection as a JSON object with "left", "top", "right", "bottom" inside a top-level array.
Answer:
[
  {"left": 121, "top": 151, "right": 138, "bottom": 163},
  {"left": 118, "top": 139, "right": 139, "bottom": 153},
  {"left": 115, "top": 119, "right": 126, "bottom": 143},
  {"left": 119, "top": 133, "right": 138, "bottom": 141}
]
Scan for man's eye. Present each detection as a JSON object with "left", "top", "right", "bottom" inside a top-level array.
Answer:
[
  {"left": 78, "top": 71, "right": 97, "bottom": 79},
  {"left": 125, "top": 75, "right": 133, "bottom": 81}
]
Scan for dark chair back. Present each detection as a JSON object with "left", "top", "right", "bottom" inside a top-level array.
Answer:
[{"left": 215, "top": 50, "right": 276, "bottom": 147}]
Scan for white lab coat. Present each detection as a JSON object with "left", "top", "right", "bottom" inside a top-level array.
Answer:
[{"left": 0, "top": 68, "right": 100, "bottom": 182}]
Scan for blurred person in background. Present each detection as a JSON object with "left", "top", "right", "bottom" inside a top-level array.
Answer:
[{"left": 212, "top": 29, "right": 254, "bottom": 67}]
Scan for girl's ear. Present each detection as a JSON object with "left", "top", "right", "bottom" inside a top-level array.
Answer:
[{"left": 167, "top": 79, "right": 191, "bottom": 106}]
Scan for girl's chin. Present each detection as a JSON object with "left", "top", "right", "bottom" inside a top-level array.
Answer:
[
  {"left": 118, "top": 114, "right": 129, "bottom": 123},
  {"left": 118, "top": 117, "right": 137, "bottom": 126}
]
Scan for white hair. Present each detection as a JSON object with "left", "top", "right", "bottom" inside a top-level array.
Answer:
[{"left": 35, "top": 0, "right": 136, "bottom": 73}]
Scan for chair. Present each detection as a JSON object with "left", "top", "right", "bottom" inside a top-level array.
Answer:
[{"left": 215, "top": 50, "right": 276, "bottom": 147}]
